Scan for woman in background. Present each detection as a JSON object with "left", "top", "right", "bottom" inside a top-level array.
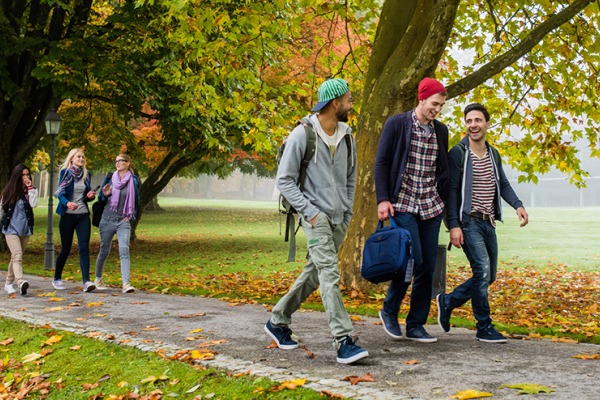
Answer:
[
  {"left": 53, "top": 148, "right": 97, "bottom": 292},
  {"left": 1, "top": 164, "right": 38, "bottom": 295},
  {"left": 95, "top": 153, "right": 140, "bottom": 293}
]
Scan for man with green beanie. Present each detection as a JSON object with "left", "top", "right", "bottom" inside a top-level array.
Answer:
[{"left": 264, "top": 78, "right": 369, "bottom": 364}]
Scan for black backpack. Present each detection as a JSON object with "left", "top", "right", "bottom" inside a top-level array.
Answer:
[{"left": 277, "top": 116, "right": 352, "bottom": 262}]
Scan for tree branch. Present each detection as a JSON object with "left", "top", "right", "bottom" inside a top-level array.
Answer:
[{"left": 446, "top": 0, "right": 595, "bottom": 99}]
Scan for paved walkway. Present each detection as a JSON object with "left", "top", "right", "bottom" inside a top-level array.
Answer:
[{"left": 1, "top": 273, "right": 598, "bottom": 399}]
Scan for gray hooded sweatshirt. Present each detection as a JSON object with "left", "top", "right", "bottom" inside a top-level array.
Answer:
[{"left": 276, "top": 114, "right": 357, "bottom": 225}]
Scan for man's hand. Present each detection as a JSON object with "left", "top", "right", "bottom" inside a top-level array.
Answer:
[
  {"left": 517, "top": 207, "right": 529, "bottom": 227},
  {"left": 450, "top": 227, "right": 463, "bottom": 248},
  {"left": 377, "top": 201, "right": 394, "bottom": 221}
]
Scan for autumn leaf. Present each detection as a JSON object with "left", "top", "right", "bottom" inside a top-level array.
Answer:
[
  {"left": 0, "top": 338, "right": 14, "bottom": 346},
  {"left": 141, "top": 375, "right": 169, "bottom": 385},
  {"left": 403, "top": 359, "right": 420, "bottom": 365},
  {"left": 22, "top": 352, "right": 43, "bottom": 363},
  {"left": 86, "top": 302, "right": 104, "bottom": 307},
  {"left": 70, "top": 345, "right": 82, "bottom": 351},
  {"left": 44, "top": 307, "right": 65, "bottom": 312},
  {"left": 178, "top": 313, "right": 207, "bottom": 318},
  {"left": 299, "top": 345, "right": 316, "bottom": 359},
  {"left": 342, "top": 372, "right": 375, "bottom": 385},
  {"left": 47, "top": 297, "right": 65, "bottom": 302},
  {"left": 82, "top": 382, "right": 99, "bottom": 391},
  {"left": 143, "top": 326, "right": 160, "bottom": 331},
  {"left": 42, "top": 335, "right": 63, "bottom": 347},
  {"left": 572, "top": 353, "right": 600, "bottom": 360},
  {"left": 269, "top": 378, "right": 307, "bottom": 392},
  {"left": 450, "top": 389, "right": 494, "bottom": 399},
  {"left": 189, "top": 328, "right": 203, "bottom": 333},
  {"left": 197, "top": 339, "right": 227, "bottom": 348},
  {"left": 499, "top": 383, "right": 555, "bottom": 394},
  {"left": 320, "top": 390, "right": 345, "bottom": 398},
  {"left": 190, "top": 349, "right": 215, "bottom": 360}
]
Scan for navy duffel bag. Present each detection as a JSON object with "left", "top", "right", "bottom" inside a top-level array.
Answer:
[{"left": 361, "top": 218, "right": 413, "bottom": 284}]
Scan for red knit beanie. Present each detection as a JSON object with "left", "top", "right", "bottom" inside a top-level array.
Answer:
[{"left": 418, "top": 77, "right": 446, "bottom": 100}]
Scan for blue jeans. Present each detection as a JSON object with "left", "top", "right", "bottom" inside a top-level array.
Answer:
[
  {"left": 95, "top": 216, "right": 132, "bottom": 284},
  {"left": 383, "top": 212, "right": 442, "bottom": 331},
  {"left": 444, "top": 218, "right": 498, "bottom": 330},
  {"left": 55, "top": 213, "right": 91, "bottom": 283}
]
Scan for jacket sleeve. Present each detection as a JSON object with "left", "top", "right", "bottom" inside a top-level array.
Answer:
[
  {"left": 27, "top": 187, "right": 39, "bottom": 208},
  {"left": 446, "top": 146, "right": 463, "bottom": 229},
  {"left": 275, "top": 125, "right": 319, "bottom": 221},
  {"left": 84, "top": 174, "right": 95, "bottom": 203},
  {"left": 496, "top": 156, "right": 523, "bottom": 209},
  {"left": 374, "top": 117, "right": 397, "bottom": 204},
  {"left": 56, "top": 169, "right": 70, "bottom": 206}
]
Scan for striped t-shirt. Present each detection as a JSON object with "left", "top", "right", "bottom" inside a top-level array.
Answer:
[{"left": 470, "top": 148, "right": 495, "bottom": 216}]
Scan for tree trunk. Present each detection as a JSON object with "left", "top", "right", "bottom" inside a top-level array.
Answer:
[{"left": 338, "top": 0, "right": 460, "bottom": 292}]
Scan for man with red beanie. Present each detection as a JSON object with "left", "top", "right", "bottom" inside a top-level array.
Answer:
[{"left": 373, "top": 77, "right": 449, "bottom": 342}]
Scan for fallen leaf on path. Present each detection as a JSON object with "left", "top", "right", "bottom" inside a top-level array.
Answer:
[
  {"left": 551, "top": 337, "right": 578, "bottom": 343},
  {"left": 197, "top": 339, "right": 227, "bottom": 348},
  {"left": 86, "top": 302, "right": 104, "bottom": 307},
  {"left": 572, "top": 353, "right": 600, "bottom": 359},
  {"left": 189, "top": 328, "right": 203, "bottom": 333},
  {"left": 143, "top": 326, "right": 160, "bottom": 331},
  {"left": 342, "top": 372, "right": 375, "bottom": 385},
  {"left": 123, "top": 331, "right": 139, "bottom": 336},
  {"left": 94, "top": 313, "right": 108, "bottom": 317},
  {"left": 47, "top": 297, "right": 64, "bottom": 302},
  {"left": 44, "top": 307, "right": 65, "bottom": 312},
  {"left": 403, "top": 359, "right": 420, "bottom": 365},
  {"left": 450, "top": 389, "right": 493, "bottom": 399},
  {"left": 178, "top": 313, "right": 207, "bottom": 318},
  {"left": 320, "top": 390, "right": 345, "bottom": 398},
  {"left": 349, "top": 315, "right": 363, "bottom": 321},
  {"left": 299, "top": 345, "right": 316, "bottom": 358},
  {"left": 130, "top": 301, "right": 148, "bottom": 304},
  {"left": 499, "top": 383, "right": 554, "bottom": 394}
]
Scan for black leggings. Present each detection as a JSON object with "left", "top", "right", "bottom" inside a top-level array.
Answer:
[{"left": 55, "top": 213, "right": 91, "bottom": 283}]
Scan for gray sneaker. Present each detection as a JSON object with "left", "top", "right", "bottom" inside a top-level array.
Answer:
[
  {"left": 52, "top": 279, "right": 67, "bottom": 290},
  {"left": 94, "top": 278, "right": 108, "bottom": 291},
  {"left": 83, "top": 281, "right": 96, "bottom": 293}
]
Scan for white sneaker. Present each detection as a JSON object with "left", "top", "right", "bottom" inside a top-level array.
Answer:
[
  {"left": 4, "top": 283, "right": 16, "bottom": 295},
  {"left": 52, "top": 279, "right": 67, "bottom": 290},
  {"left": 94, "top": 278, "right": 108, "bottom": 291},
  {"left": 18, "top": 280, "right": 29, "bottom": 296},
  {"left": 83, "top": 281, "right": 96, "bottom": 293},
  {"left": 122, "top": 283, "right": 135, "bottom": 293}
]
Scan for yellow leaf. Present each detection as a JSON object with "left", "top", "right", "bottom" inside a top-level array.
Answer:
[
  {"left": 450, "top": 389, "right": 494, "bottom": 399},
  {"left": 42, "top": 335, "right": 63, "bottom": 347},
  {"left": 44, "top": 307, "right": 65, "bottom": 312},
  {"left": 47, "top": 297, "right": 65, "bottom": 302},
  {"left": 189, "top": 328, "right": 203, "bottom": 333},
  {"left": 499, "top": 383, "right": 554, "bottom": 394},
  {"left": 70, "top": 345, "right": 82, "bottom": 351},
  {"left": 572, "top": 353, "right": 600, "bottom": 360},
  {"left": 22, "top": 352, "right": 43, "bottom": 363},
  {"left": 86, "top": 301, "right": 104, "bottom": 307},
  {"left": 118, "top": 381, "right": 128, "bottom": 388}
]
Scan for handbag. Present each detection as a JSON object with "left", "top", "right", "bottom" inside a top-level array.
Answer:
[
  {"left": 361, "top": 218, "right": 413, "bottom": 284},
  {"left": 92, "top": 172, "right": 112, "bottom": 227}
]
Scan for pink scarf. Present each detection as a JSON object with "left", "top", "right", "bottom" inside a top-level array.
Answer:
[{"left": 110, "top": 171, "right": 135, "bottom": 220}]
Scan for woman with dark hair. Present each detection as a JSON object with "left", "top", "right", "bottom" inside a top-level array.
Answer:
[
  {"left": 1, "top": 164, "right": 39, "bottom": 295},
  {"left": 53, "top": 148, "right": 97, "bottom": 292},
  {"left": 94, "top": 153, "right": 140, "bottom": 293}
]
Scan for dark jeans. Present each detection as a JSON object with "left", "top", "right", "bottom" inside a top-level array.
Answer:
[
  {"left": 55, "top": 213, "right": 91, "bottom": 283},
  {"left": 444, "top": 218, "right": 498, "bottom": 330},
  {"left": 383, "top": 212, "right": 442, "bottom": 331}
]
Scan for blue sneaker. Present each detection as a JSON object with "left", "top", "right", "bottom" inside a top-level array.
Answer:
[
  {"left": 436, "top": 294, "right": 452, "bottom": 333},
  {"left": 336, "top": 336, "right": 369, "bottom": 364},
  {"left": 476, "top": 326, "right": 507, "bottom": 343},
  {"left": 378, "top": 310, "right": 403, "bottom": 339},
  {"left": 405, "top": 326, "right": 438, "bottom": 343},
  {"left": 264, "top": 319, "right": 298, "bottom": 350}
]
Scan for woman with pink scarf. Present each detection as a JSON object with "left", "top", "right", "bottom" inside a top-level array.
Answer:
[{"left": 94, "top": 153, "right": 140, "bottom": 293}]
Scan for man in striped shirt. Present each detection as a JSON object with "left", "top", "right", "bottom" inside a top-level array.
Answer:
[{"left": 438, "top": 103, "right": 528, "bottom": 343}]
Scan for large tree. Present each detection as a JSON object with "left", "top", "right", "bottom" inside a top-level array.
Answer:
[{"left": 338, "top": 0, "right": 599, "bottom": 289}]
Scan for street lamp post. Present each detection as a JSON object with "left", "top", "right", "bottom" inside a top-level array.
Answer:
[{"left": 43, "top": 110, "right": 61, "bottom": 271}]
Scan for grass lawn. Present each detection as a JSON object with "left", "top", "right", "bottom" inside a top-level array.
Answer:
[{"left": 0, "top": 318, "right": 323, "bottom": 400}]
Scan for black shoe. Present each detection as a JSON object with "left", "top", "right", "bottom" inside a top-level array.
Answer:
[
  {"left": 264, "top": 319, "right": 298, "bottom": 349},
  {"left": 405, "top": 326, "right": 437, "bottom": 343},
  {"left": 476, "top": 326, "right": 507, "bottom": 343},
  {"left": 19, "top": 281, "right": 29, "bottom": 296},
  {"left": 436, "top": 294, "right": 451, "bottom": 333},
  {"left": 378, "top": 310, "right": 403, "bottom": 339}
]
